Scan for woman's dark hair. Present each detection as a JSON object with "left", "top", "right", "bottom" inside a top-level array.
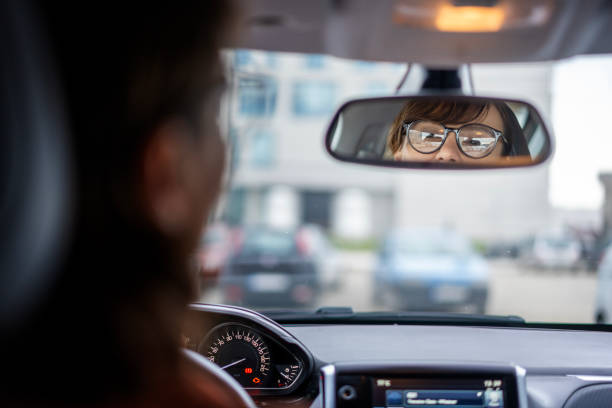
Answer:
[
  {"left": 2, "top": 1, "right": 236, "bottom": 404},
  {"left": 387, "top": 98, "right": 530, "bottom": 156}
]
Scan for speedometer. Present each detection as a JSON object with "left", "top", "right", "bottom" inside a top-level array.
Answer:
[
  {"left": 185, "top": 306, "right": 313, "bottom": 395},
  {"left": 199, "top": 324, "right": 271, "bottom": 387}
]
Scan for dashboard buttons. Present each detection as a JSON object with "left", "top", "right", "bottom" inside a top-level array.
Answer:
[{"left": 338, "top": 385, "right": 357, "bottom": 400}]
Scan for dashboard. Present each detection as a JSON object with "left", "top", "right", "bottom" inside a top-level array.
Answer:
[
  {"left": 184, "top": 304, "right": 612, "bottom": 408},
  {"left": 182, "top": 304, "right": 316, "bottom": 403}
]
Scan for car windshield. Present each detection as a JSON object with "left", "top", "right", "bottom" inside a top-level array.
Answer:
[
  {"left": 239, "top": 230, "right": 297, "bottom": 257},
  {"left": 541, "top": 237, "right": 574, "bottom": 248},
  {"left": 388, "top": 231, "right": 471, "bottom": 256},
  {"left": 197, "top": 49, "right": 612, "bottom": 324}
]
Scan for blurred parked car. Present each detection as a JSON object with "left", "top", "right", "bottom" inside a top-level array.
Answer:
[
  {"left": 595, "top": 244, "right": 612, "bottom": 323},
  {"left": 221, "top": 226, "right": 319, "bottom": 308},
  {"left": 484, "top": 241, "right": 520, "bottom": 259},
  {"left": 520, "top": 232, "right": 581, "bottom": 270},
  {"left": 586, "top": 233, "right": 612, "bottom": 272},
  {"left": 297, "top": 224, "right": 341, "bottom": 291},
  {"left": 374, "top": 228, "right": 488, "bottom": 313},
  {"left": 196, "top": 223, "right": 234, "bottom": 291}
]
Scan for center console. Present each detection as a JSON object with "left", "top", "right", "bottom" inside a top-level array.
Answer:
[{"left": 320, "top": 362, "right": 527, "bottom": 408}]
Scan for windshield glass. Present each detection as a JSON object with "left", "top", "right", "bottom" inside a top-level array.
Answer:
[
  {"left": 387, "top": 230, "right": 472, "bottom": 256},
  {"left": 239, "top": 229, "right": 297, "bottom": 257},
  {"left": 198, "top": 49, "right": 611, "bottom": 324}
]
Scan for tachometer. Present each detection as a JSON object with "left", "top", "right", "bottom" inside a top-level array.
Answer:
[{"left": 199, "top": 324, "right": 271, "bottom": 387}]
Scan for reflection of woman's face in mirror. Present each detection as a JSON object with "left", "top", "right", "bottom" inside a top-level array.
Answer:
[
  {"left": 387, "top": 100, "right": 529, "bottom": 165},
  {"left": 394, "top": 105, "right": 505, "bottom": 164}
]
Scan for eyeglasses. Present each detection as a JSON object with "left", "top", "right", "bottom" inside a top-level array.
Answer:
[{"left": 402, "top": 120, "right": 508, "bottom": 159}]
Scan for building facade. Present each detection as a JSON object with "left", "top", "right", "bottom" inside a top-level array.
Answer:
[{"left": 222, "top": 50, "right": 553, "bottom": 241}]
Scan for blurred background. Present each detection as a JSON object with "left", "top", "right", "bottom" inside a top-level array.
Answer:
[{"left": 197, "top": 49, "right": 612, "bottom": 324}]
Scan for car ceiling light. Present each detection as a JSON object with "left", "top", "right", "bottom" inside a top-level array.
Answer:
[
  {"left": 392, "top": 0, "right": 552, "bottom": 33},
  {"left": 434, "top": 5, "right": 505, "bottom": 32}
]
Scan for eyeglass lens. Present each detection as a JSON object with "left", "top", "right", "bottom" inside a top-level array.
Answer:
[{"left": 407, "top": 120, "right": 498, "bottom": 158}]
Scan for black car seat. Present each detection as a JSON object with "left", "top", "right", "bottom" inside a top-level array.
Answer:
[
  {"left": 0, "top": 0, "right": 73, "bottom": 332},
  {"left": 0, "top": 3, "right": 256, "bottom": 407}
]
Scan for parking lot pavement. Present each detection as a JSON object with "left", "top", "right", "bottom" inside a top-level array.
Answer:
[
  {"left": 200, "top": 251, "right": 598, "bottom": 324},
  {"left": 314, "top": 251, "right": 377, "bottom": 311},
  {"left": 485, "top": 260, "right": 597, "bottom": 323}
]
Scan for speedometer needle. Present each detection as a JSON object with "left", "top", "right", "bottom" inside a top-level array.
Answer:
[{"left": 221, "top": 358, "right": 246, "bottom": 370}]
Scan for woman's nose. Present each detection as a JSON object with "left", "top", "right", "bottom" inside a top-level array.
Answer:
[{"left": 434, "top": 132, "right": 461, "bottom": 162}]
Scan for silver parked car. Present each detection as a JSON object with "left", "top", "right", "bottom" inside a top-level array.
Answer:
[
  {"left": 520, "top": 232, "right": 582, "bottom": 270},
  {"left": 374, "top": 228, "right": 489, "bottom": 313}
]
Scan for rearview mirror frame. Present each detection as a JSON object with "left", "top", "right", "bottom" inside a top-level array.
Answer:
[{"left": 325, "top": 95, "right": 554, "bottom": 170}]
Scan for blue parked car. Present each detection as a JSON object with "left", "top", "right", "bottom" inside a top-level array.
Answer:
[{"left": 374, "top": 228, "right": 489, "bottom": 313}]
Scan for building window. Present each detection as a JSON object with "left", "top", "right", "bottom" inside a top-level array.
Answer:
[
  {"left": 227, "top": 127, "right": 241, "bottom": 171},
  {"left": 305, "top": 54, "right": 325, "bottom": 69},
  {"left": 292, "top": 81, "right": 337, "bottom": 116},
  {"left": 251, "top": 129, "right": 275, "bottom": 168},
  {"left": 223, "top": 188, "right": 245, "bottom": 225},
  {"left": 238, "top": 77, "right": 277, "bottom": 116},
  {"left": 234, "top": 50, "right": 252, "bottom": 68},
  {"left": 266, "top": 53, "right": 277, "bottom": 69}
]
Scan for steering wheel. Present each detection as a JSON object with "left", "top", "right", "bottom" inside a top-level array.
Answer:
[{"left": 182, "top": 349, "right": 257, "bottom": 408}]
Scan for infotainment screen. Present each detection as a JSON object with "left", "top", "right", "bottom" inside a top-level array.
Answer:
[{"left": 371, "top": 377, "right": 506, "bottom": 408}]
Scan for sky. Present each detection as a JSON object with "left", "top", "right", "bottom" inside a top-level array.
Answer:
[{"left": 551, "top": 56, "right": 612, "bottom": 210}]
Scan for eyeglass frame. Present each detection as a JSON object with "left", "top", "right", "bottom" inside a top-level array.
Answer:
[{"left": 401, "top": 120, "right": 509, "bottom": 159}]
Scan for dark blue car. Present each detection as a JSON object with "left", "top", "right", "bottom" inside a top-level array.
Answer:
[{"left": 221, "top": 227, "right": 319, "bottom": 308}]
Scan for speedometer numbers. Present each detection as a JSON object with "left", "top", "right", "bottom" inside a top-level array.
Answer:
[
  {"left": 199, "top": 323, "right": 303, "bottom": 391},
  {"left": 203, "top": 325, "right": 271, "bottom": 387}
]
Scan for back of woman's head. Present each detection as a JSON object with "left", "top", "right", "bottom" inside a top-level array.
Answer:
[{"left": 3, "top": 2, "right": 237, "bottom": 403}]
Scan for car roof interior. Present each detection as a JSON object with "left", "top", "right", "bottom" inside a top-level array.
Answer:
[{"left": 232, "top": 0, "right": 612, "bottom": 64}]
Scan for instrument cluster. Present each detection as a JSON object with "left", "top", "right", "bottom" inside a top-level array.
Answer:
[{"left": 182, "top": 304, "right": 314, "bottom": 397}]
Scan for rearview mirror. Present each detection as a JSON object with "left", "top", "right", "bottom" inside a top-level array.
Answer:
[{"left": 325, "top": 96, "right": 552, "bottom": 169}]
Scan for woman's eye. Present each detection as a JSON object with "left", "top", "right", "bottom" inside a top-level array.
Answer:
[
  {"left": 423, "top": 134, "right": 441, "bottom": 141},
  {"left": 463, "top": 138, "right": 481, "bottom": 146}
]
